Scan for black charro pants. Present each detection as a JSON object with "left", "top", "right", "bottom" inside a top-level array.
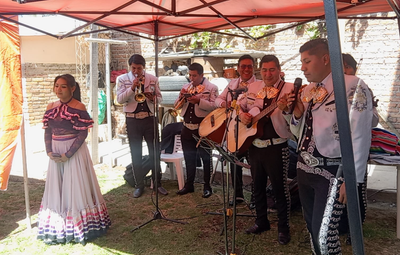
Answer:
[
  {"left": 126, "top": 116, "right": 161, "bottom": 188},
  {"left": 181, "top": 126, "right": 212, "bottom": 190},
  {"left": 249, "top": 142, "right": 290, "bottom": 233},
  {"left": 338, "top": 174, "right": 367, "bottom": 235},
  {"left": 297, "top": 160, "right": 344, "bottom": 255},
  {"left": 230, "top": 151, "right": 249, "bottom": 199}
]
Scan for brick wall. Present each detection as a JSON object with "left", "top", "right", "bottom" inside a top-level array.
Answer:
[
  {"left": 109, "top": 34, "right": 169, "bottom": 74},
  {"left": 22, "top": 63, "right": 90, "bottom": 126},
  {"left": 340, "top": 16, "right": 400, "bottom": 133}
]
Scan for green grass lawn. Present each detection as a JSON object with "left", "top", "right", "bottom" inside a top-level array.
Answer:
[{"left": 1, "top": 165, "right": 400, "bottom": 255}]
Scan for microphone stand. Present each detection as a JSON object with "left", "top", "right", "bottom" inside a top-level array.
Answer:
[
  {"left": 230, "top": 89, "right": 243, "bottom": 254},
  {"left": 131, "top": 87, "right": 186, "bottom": 232},
  {"left": 204, "top": 88, "right": 253, "bottom": 255}
]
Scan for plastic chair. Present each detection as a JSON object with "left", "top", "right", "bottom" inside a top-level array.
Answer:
[{"left": 160, "top": 134, "right": 185, "bottom": 189}]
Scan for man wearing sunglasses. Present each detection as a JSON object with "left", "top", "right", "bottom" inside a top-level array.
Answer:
[{"left": 215, "top": 54, "right": 258, "bottom": 209}]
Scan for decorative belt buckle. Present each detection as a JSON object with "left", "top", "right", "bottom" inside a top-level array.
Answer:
[
  {"left": 252, "top": 139, "right": 271, "bottom": 148},
  {"left": 184, "top": 123, "right": 199, "bottom": 130},
  {"left": 326, "top": 158, "right": 341, "bottom": 166},
  {"left": 272, "top": 138, "right": 287, "bottom": 145},
  {"left": 135, "top": 112, "right": 149, "bottom": 119},
  {"left": 300, "top": 151, "right": 320, "bottom": 167}
]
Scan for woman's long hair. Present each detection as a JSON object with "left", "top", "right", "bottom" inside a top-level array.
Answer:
[{"left": 54, "top": 74, "right": 81, "bottom": 102}]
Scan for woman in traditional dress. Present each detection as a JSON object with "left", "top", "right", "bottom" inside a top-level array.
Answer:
[{"left": 37, "top": 74, "right": 111, "bottom": 245}]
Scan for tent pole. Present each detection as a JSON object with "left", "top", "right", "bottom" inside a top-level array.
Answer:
[
  {"left": 155, "top": 20, "right": 159, "bottom": 77},
  {"left": 398, "top": 17, "right": 400, "bottom": 39},
  {"left": 85, "top": 38, "right": 128, "bottom": 166},
  {"left": 21, "top": 116, "right": 31, "bottom": 230},
  {"left": 323, "top": 0, "right": 365, "bottom": 254},
  {"left": 89, "top": 25, "right": 99, "bottom": 164},
  {"left": 384, "top": 0, "right": 400, "bottom": 37},
  {"left": 105, "top": 43, "right": 113, "bottom": 166}
]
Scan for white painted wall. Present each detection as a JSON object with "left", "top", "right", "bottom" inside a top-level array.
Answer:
[{"left": 20, "top": 35, "right": 79, "bottom": 64}]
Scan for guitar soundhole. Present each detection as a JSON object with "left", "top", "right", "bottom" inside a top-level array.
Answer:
[{"left": 211, "top": 115, "right": 215, "bottom": 127}]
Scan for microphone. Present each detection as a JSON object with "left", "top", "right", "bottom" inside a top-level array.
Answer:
[
  {"left": 229, "top": 87, "right": 248, "bottom": 94},
  {"left": 229, "top": 87, "right": 248, "bottom": 107},
  {"left": 288, "top": 78, "right": 302, "bottom": 114}
]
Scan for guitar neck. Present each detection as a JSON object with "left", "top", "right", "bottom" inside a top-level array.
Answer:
[{"left": 252, "top": 101, "right": 278, "bottom": 124}]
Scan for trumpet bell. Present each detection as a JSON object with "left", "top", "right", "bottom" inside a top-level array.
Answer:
[
  {"left": 135, "top": 93, "right": 146, "bottom": 103},
  {"left": 168, "top": 108, "right": 179, "bottom": 117}
]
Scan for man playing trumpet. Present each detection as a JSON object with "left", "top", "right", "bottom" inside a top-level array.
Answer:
[
  {"left": 175, "top": 63, "right": 219, "bottom": 198},
  {"left": 117, "top": 54, "right": 168, "bottom": 198}
]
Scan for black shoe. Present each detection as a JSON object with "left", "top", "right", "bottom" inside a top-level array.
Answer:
[
  {"left": 345, "top": 234, "right": 352, "bottom": 245},
  {"left": 156, "top": 186, "right": 168, "bottom": 195},
  {"left": 278, "top": 232, "right": 291, "bottom": 245},
  {"left": 245, "top": 224, "right": 271, "bottom": 234},
  {"left": 202, "top": 189, "right": 212, "bottom": 198},
  {"left": 133, "top": 187, "right": 144, "bottom": 198},
  {"left": 176, "top": 186, "right": 194, "bottom": 195},
  {"left": 249, "top": 202, "right": 256, "bottom": 210},
  {"left": 229, "top": 197, "right": 245, "bottom": 206}
]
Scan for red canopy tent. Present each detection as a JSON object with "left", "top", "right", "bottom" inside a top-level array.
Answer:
[
  {"left": 0, "top": 0, "right": 397, "bottom": 40},
  {"left": 0, "top": 1, "right": 399, "bottom": 254}
]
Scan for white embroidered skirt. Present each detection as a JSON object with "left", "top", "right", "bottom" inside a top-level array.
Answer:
[{"left": 37, "top": 138, "right": 111, "bottom": 245}]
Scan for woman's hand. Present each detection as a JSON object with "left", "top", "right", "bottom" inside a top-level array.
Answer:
[
  {"left": 60, "top": 153, "right": 68, "bottom": 163},
  {"left": 47, "top": 152, "right": 58, "bottom": 161},
  {"left": 48, "top": 152, "right": 68, "bottom": 163}
]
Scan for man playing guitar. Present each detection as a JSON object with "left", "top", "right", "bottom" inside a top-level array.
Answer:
[
  {"left": 238, "top": 55, "right": 293, "bottom": 245},
  {"left": 215, "top": 54, "right": 258, "bottom": 208}
]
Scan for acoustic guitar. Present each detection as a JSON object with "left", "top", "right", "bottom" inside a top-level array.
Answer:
[
  {"left": 226, "top": 101, "right": 278, "bottom": 153},
  {"left": 198, "top": 108, "right": 228, "bottom": 144}
]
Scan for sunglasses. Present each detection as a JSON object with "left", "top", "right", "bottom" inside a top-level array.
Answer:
[{"left": 239, "top": 65, "right": 254, "bottom": 69}]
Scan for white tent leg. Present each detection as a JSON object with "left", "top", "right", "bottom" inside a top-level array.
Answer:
[{"left": 21, "top": 116, "right": 31, "bottom": 230}]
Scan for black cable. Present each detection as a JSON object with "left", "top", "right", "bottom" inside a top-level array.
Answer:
[{"left": 367, "top": 188, "right": 396, "bottom": 199}]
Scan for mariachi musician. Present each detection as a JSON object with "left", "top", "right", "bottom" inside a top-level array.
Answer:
[
  {"left": 238, "top": 55, "right": 293, "bottom": 245},
  {"left": 116, "top": 54, "right": 167, "bottom": 198},
  {"left": 175, "top": 63, "right": 219, "bottom": 198},
  {"left": 215, "top": 54, "right": 258, "bottom": 208}
]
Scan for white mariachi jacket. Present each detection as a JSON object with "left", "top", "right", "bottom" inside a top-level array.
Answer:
[
  {"left": 214, "top": 75, "right": 258, "bottom": 108},
  {"left": 290, "top": 73, "right": 374, "bottom": 183},
  {"left": 238, "top": 79, "right": 293, "bottom": 139},
  {"left": 116, "top": 71, "right": 162, "bottom": 113},
  {"left": 176, "top": 78, "right": 219, "bottom": 118}
]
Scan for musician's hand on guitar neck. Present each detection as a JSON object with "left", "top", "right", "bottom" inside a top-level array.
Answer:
[
  {"left": 277, "top": 94, "right": 290, "bottom": 112},
  {"left": 220, "top": 101, "right": 232, "bottom": 108},
  {"left": 239, "top": 112, "right": 252, "bottom": 125}
]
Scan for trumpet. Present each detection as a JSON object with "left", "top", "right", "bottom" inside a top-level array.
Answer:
[
  {"left": 134, "top": 74, "right": 146, "bottom": 103},
  {"left": 170, "top": 82, "right": 205, "bottom": 117}
]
